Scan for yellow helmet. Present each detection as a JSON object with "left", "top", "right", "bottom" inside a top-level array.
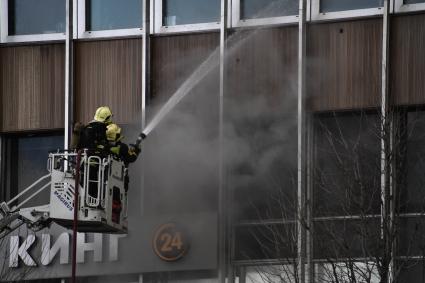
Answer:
[
  {"left": 94, "top": 106, "right": 113, "bottom": 124},
  {"left": 106, "top": 123, "right": 122, "bottom": 142}
]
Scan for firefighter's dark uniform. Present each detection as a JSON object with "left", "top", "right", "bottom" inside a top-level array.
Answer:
[
  {"left": 78, "top": 121, "right": 109, "bottom": 154},
  {"left": 77, "top": 106, "right": 114, "bottom": 199},
  {"left": 106, "top": 123, "right": 140, "bottom": 191},
  {"left": 77, "top": 121, "right": 110, "bottom": 199},
  {"left": 106, "top": 123, "right": 140, "bottom": 223}
]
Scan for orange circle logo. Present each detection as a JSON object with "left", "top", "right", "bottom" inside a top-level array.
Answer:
[{"left": 153, "top": 223, "right": 189, "bottom": 262}]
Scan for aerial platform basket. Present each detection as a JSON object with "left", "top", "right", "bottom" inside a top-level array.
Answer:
[{"left": 0, "top": 150, "right": 129, "bottom": 239}]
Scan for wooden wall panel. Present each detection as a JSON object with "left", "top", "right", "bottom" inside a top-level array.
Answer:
[
  {"left": 226, "top": 27, "right": 298, "bottom": 108},
  {"left": 150, "top": 32, "right": 219, "bottom": 106},
  {"left": 146, "top": 33, "right": 220, "bottom": 215},
  {"left": 391, "top": 14, "right": 425, "bottom": 106},
  {"left": 0, "top": 44, "right": 65, "bottom": 132},
  {"left": 225, "top": 27, "right": 298, "bottom": 222},
  {"left": 307, "top": 19, "right": 382, "bottom": 111},
  {"left": 75, "top": 38, "right": 142, "bottom": 124}
]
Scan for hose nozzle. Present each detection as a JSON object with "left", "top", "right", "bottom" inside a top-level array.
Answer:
[{"left": 135, "top": 132, "right": 147, "bottom": 147}]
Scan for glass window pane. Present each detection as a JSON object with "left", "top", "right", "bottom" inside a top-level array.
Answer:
[
  {"left": 398, "top": 217, "right": 425, "bottom": 257},
  {"left": 235, "top": 224, "right": 296, "bottom": 260},
  {"left": 4, "top": 135, "right": 63, "bottom": 207},
  {"left": 86, "top": 0, "right": 142, "bottom": 31},
  {"left": 313, "top": 113, "right": 381, "bottom": 217},
  {"left": 320, "top": 0, "right": 383, "bottom": 13},
  {"left": 8, "top": 0, "right": 65, "bottom": 36},
  {"left": 404, "top": 0, "right": 425, "bottom": 4},
  {"left": 230, "top": 111, "right": 297, "bottom": 221},
  {"left": 163, "top": 0, "right": 220, "bottom": 26},
  {"left": 400, "top": 111, "right": 425, "bottom": 213},
  {"left": 315, "top": 262, "right": 380, "bottom": 282},
  {"left": 245, "top": 265, "right": 296, "bottom": 283},
  {"left": 241, "top": 0, "right": 298, "bottom": 20},
  {"left": 313, "top": 219, "right": 380, "bottom": 259},
  {"left": 397, "top": 260, "right": 425, "bottom": 283}
]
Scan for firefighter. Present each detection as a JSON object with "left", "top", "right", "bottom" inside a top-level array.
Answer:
[
  {"left": 77, "top": 106, "right": 114, "bottom": 199},
  {"left": 106, "top": 123, "right": 141, "bottom": 165},
  {"left": 106, "top": 124, "right": 141, "bottom": 221},
  {"left": 78, "top": 106, "right": 113, "bottom": 153}
]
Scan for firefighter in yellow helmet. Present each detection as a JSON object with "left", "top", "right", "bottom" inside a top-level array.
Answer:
[
  {"left": 106, "top": 123, "right": 140, "bottom": 165},
  {"left": 78, "top": 106, "right": 113, "bottom": 153},
  {"left": 94, "top": 106, "right": 113, "bottom": 125},
  {"left": 73, "top": 107, "right": 114, "bottom": 199},
  {"left": 106, "top": 123, "right": 140, "bottom": 193}
]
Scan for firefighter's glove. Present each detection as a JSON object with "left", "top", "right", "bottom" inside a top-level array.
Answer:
[{"left": 129, "top": 144, "right": 141, "bottom": 155}]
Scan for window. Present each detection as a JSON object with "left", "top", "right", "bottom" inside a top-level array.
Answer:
[
  {"left": 395, "top": 0, "right": 425, "bottom": 12},
  {"left": 232, "top": 0, "right": 299, "bottom": 27},
  {"left": 404, "top": 0, "right": 425, "bottom": 3},
  {"left": 1, "top": 133, "right": 63, "bottom": 207},
  {"left": 0, "top": 0, "right": 66, "bottom": 43},
  {"left": 163, "top": 0, "right": 219, "bottom": 25},
  {"left": 313, "top": 218, "right": 381, "bottom": 259},
  {"left": 311, "top": 0, "right": 383, "bottom": 21},
  {"left": 314, "top": 261, "right": 380, "bottom": 282},
  {"left": 397, "top": 110, "right": 425, "bottom": 213},
  {"left": 320, "top": 0, "right": 382, "bottom": 13},
  {"left": 77, "top": 0, "right": 143, "bottom": 39},
  {"left": 154, "top": 0, "right": 220, "bottom": 33},
  {"left": 313, "top": 113, "right": 380, "bottom": 217},
  {"left": 234, "top": 223, "right": 296, "bottom": 261},
  {"left": 398, "top": 216, "right": 425, "bottom": 257},
  {"left": 230, "top": 111, "right": 297, "bottom": 221},
  {"left": 241, "top": 0, "right": 298, "bottom": 19},
  {"left": 86, "top": 0, "right": 141, "bottom": 31},
  {"left": 241, "top": 265, "right": 297, "bottom": 283}
]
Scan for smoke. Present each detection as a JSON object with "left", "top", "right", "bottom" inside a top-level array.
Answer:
[
  {"left": 117, "top": 0, "right": 299, "bottom": 280},
  {"left": 103, "top": 4, "right": 300, "bottom": 283},
  {"left": 143, "top": 64, "right": 221, "bottom": 215},
  {"left": 141, "top": 22, "right": 298, "bottom": 220}
]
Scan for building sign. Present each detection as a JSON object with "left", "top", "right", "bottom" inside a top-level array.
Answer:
[
  {"left": 0, "top": 213, "right": 217, "bottom": 280},
  {"left": 9, "top": 232, "right": 124, "bottom": 268},
  {"left": 153, "top": 223, "right": 189, "bottom": 262}
]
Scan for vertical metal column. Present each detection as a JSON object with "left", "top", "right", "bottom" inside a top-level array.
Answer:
[
  {"left": 381, "top": 0, "right": 391, "bottom": 227},
  {"left": 142, "top": 0, "right": 150, "bottom": 130},
  {"left": 380, "top": 0, "right": 393, "bottom": 282},
  {"left": 140, "top": 0, "right": 150, "bottom": 217},
  {"left": 65, "top": 0, "right": 74, "bottom": 150},
  {"left": 71, "top": 150, "right": 82, "bottom": 283},
  {"left": 306, "top": 119, "right": 314, "bottom": 283},
  {"left": 0, "top": 137, "right": 3, "bottom": 201},
  {"left": 238, "top": 266, "right": 246, "bottom": 283},
  {"left": 297, "top": 0, "right": 307, "bottom": 282},
  {"left": 218, "top": 0, "right": 228, "bottom": 282}
]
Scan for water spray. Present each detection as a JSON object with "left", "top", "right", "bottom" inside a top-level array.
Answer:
[
  {"left": 142, "top": 50, "right": 219, "bottom": 137},
  {"left": 138, "top": 0, "right": 276, "bottom": 141}
]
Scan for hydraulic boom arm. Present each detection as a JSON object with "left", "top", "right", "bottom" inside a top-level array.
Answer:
[
  {"left": 0, "top": 150, "right": 130, "bottom": 240},
  {"left": 0, "top": 173, "right": 52, "bottom": 239}
]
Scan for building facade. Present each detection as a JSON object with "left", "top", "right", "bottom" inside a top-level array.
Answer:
[{"left": 1, "top": 0, "right": 425, "bottom": 282}]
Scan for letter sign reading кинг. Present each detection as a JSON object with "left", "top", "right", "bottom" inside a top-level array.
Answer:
[
  {"left": 9, "top": 235, "right": 37, "bottom": 267},
  {"left": 153, "top": 223, "right": 189, "bottom": 262}
]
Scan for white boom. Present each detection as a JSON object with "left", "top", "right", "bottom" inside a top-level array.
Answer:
[{"left": 0, "top": 150, "right": 129, "bottom": 239}]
